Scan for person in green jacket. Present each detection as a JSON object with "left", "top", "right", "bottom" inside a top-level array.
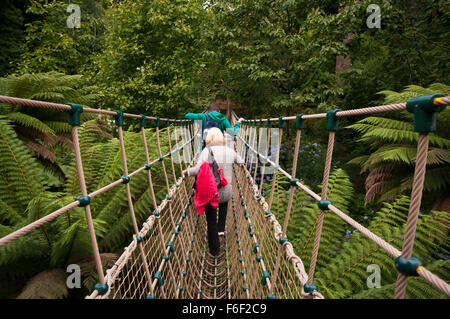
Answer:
[{"left": 185, "top": 102, "right": 243, "bottom": 137}]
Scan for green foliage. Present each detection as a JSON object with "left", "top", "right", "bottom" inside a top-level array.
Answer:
[
  {"left": 0, "top": 116, "right": 46, "bottom": 214},
  {"left": 0, "top": 72, "right": 101, "bottom": 187},
  {"left": 93, "top": 0, "right": 207, "bottom": 116},
  {"left": 315, "top": 196, "right": 449, "bottom": 299},
  {"left": 200, "top": 0, "right": 351, "bottom": 115},
  {"left": 340, "top": 0, "right": 450, "bottom": 109},
  {"left": 380, "top": 83, "right": 450, "bottom": 106},
  {"left": 10, "top": 0, "right": 449, "bottom": 121},
  {"left": 18, "top": 0, "right": 107, "bottom": 75},
  {"left": 0, "top": 0, "right": 26, "bottom": 76},
  {"left": 0, "top": 72, "right": 99, "bottom": 106},
  {"left": 347, "top": 83, "right": 450, "bottom": 204}
]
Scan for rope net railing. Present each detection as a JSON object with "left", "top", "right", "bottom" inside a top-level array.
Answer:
[
  {"left": 225, "top": 164, "right": 323, "bottom": 299},
  {"left": 0, "top": 95, "right": 203, "bottom": 299},
  {"left": 0, "top": 93, "right": 449, "bottom": 299},
  {"left": 233, "top": 93, "right": 450, "bottom": 299}
]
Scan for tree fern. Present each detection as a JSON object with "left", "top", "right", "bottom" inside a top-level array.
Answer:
[
  {"left": 50, "top": 213, "right": 109, "bottom": 267},
  {"left": 0, "top": 200, "right": 22, "bottom": 225},
  {"left": 0, "top": 72, "right": 101, "bottom": 181},
  {"left": 45, "top": 121, "right": 71, "bottom": 134},
  {"left": 379, "top": 84, "right": 450, "bottom": 105},
  {"left": 1, "top": 73, "right": 99, "bottom": 106},
  {"left": 0, "top": 116, "right": 47, "bottom": 211},
  {"left": 348, "top": 118, "right": 450, "bottom": 149},
  {"left": 7, "top": 112, "right": 56, "bottom": 136},
  {"left": 314, "top": 195, "right": 449, "bottom": 299},
  {"left": 347, "top": 83, "right": 450, "bottom": 204}
]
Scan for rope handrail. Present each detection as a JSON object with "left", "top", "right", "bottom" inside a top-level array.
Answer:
[
  {"left": 242, "top": 95, "right": 450, "bottom": 122},
  {"left": 0, "top": 95, "right": 185, "bottom": 122}
]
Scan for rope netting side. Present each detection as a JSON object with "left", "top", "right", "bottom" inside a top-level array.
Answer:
[
  {"left": 87, "top": 122, "right": 201, "bottom": 299},
  {"left": 228, "top": 163, "right": 322, "bottom": 298},
  {"left": 87, "top": 176, "right": 196, "bottom": 299},
  {"left": 232, "top": 122, "right": 324, "bottom": 299},
  {"left": 237, "top": 89, "right": 450, "bottom": 298}
]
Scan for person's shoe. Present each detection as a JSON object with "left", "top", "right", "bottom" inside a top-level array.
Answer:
[{"left": 218, "top": 232, "right": 225, "bottom": 237}]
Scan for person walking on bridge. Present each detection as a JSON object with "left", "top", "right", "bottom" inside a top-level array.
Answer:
[
  {"left": 185, "top": 102, "right": 243, "bottom": 147},
  {"left": 183, "top": 128, "right": 244, "bottom": 256}
]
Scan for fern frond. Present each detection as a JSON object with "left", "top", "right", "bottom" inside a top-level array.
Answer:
[
  {"left": 378, "top": 83, "right": 450, "bottom": 104},
  {"left": 50, "top": 212, "right": 108, "bottom": 267},
  {"left": 0, "top": 200, "right": 22, "bottom": 225},
  {"left": 7, "top": 112, "right": 56, "bottom": 136},
  {"left": 2, "top": 72, "right": 100, "bottom": 107},
  {"left": 0, "top": 224, "right": 50, "bottom": 277},
  {"left": 348, "top": 119, "right": 450, "bottom": 149},
  {"left": 371, "top": 145, "right": 417, "bottom": 165},
  {"left": 23, "top": 139, "right": 55, "bottom": 162},
  {"left": 427, "top": 148, "right": 450, "bottom": 166},
  {"left": 0, "top": 117, "right": 47, "bottom": 211},
  {"left": 363, "top": 165, "right": 396, "bottom": 204},
  {"left": 347, "top": 155, "right": 369, "bottom": 166},
  {"left": 45, "top": 121, "right": 71, "bottom": 134},
  {"left": 370, "top": 196, "right": 411, "bottom": 230}
]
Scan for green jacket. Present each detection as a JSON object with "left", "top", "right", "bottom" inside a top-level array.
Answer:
[{"left": 184, "top": 111, "right": 240, "bottom": 135}]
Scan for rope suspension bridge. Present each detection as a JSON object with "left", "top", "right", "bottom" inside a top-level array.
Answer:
[{"left": 0, "top": 94, "right": 449, "bottom": 299}]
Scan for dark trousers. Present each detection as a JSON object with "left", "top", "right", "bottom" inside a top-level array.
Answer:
[{"left": 204, "top": 201, "right": 228, "bottom": 255}]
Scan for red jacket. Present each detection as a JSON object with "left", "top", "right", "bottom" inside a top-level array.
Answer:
[{"left": 194, "top": 161, "right": 219, "bottom": 214}]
